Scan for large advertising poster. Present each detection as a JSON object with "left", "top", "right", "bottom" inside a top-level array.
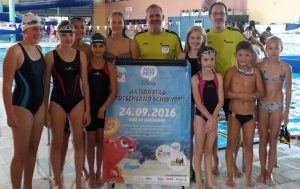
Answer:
[{"left": 103, "top": 60, "right": 191, "bottom": 186}]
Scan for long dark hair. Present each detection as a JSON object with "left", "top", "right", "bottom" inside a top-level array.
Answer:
[{"left": 108, "top": 11, "right": 127, "bottom": 38}]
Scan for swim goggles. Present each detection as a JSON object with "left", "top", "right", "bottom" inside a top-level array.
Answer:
[
  {"left": 70, "top": 16, "right": 85, "bottom": 23},
  {"left": 201, "top": 50, "right": 216, "bottom": 56},
  {"left": 25, "top": 20, "right": 45, "bottom": 26},
  {"left": 91, "top": 38, "right": 106, "bottom": 44},
  {"left": 58, "top": 24, "right": 75, "bottom": 33},
  {"left": 236, "top": 66, "right": 254, "bottom": 76}
]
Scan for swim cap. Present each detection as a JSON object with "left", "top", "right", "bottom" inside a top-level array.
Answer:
[
  {"left": 57, "top": 20, "right": 75, "bottom": 33},
  {"left": 21, "top": 12, "right": 44, "bottom": 31},
  {"left": 91, "top": 33, "right": 106, "bottom": 44}
]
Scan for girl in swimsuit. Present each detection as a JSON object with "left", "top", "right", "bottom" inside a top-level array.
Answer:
[
  {"left": 104, "top": 11, "right": 139, "bottom": 62},
  {"left": 192, "top": 46, "right": 224, "bottom": 189},
  {"left": 44, "top": 21, "right": 91, "bottom": 189},
  {"left": 86, "top": 33, "right": 117, "bottom": 188},
  {"left": 59, "top": 16, "right": 91, "bottom": 181},
  {"left": 256, "top": 36, "right": 292, "bottom": 185},
  {"left": 178, "top": 26, "right": 210, "bottom": 180},
  {"left": 2, "top": 12, "right": 45, "bottom": 189}
]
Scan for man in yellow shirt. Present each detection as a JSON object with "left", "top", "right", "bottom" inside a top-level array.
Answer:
[
  {"left": 206, "top": 2, "right": 247, "bottom": 185},
  {"left": 135, "top": 4, "right": 183, "bottom": 59}
]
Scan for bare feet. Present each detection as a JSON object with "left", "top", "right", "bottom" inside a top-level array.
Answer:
[
  {"left": 88, "top": 173, "right": 96, "bottom": 188},
  {"left": 206, "top": 182, "right": 218, "bottom": 189},
  {"left": 245, "top": 177, "right": 255, "bottom": 188},
  {"left": 256, "top": 174, "right": 265, "bottom": 183},
  {"left": 212, "top": 159, "right": 219, "bottom": 175},
  {"left": 196, "top": 181, "right": 203, "bottom": 189},
  {"left": 54, "top": 183, "right": 64, "bottom": 189},
  {"left": 265, "top": 173, "right": 274, "bottom": 185},
  {"left": 234, "top": 166, "right": 243, "bottom": 178},
  {"left": 82, "top": 167, "right": 89, "bottom": 180},
  {"left": 95, "top": 174, "right": 103, "bottom": 187},
  {"left": 226, "top": 177, "right": 235, "bottom": 188}
]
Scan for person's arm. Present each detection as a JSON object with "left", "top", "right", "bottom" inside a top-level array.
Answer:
[
  {"left": 80, "top": 51, "right": 91, "bottom": 126},
  {"left": 252, "top": 67, "right": 265, "bottom": 100},
  {"left": 2, "top": 45, "right": 20, "bottom": 127},
  {"left": 283, "top": 63, "right": 292, "bottom": 125},
  {"left": 223, "top": 68, "right": 238, "bottom": 99},
  {"left": 177, "top": 52, "right": 185, "bottom": 60},
  {"left": 212, "top": 73, "right": 224, "bottom": 118},
  {"left": 250, "top": 37, "right": 267, "bottom": 56},
  {"left": 174, "top": 36, "right": 183, "bottom": 58},
  {"left": 130, "top": 38, "right": 140, "bottom": 59},
  {"left": 44, "top": 51, "right": 54, "bottom": 127},
  {"left": 97, "top": 63, "right": 118, "bottom": 119}
]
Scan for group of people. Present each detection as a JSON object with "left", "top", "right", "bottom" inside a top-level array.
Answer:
[{"left": 2, "top": 2, "right": 291, "bottom": 189}]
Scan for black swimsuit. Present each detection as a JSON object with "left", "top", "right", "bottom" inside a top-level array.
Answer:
[
  {"left": 12, "top": 43, "right": 46, "bottom": 114},
  {"left": 51, "top": 50, "right": 83, "bottom": 113},
  {"left": 195, "top": 74, "right": 219, "bottom": 121},
  {"left": 85, "top": 62, "right": 110, "bottom": 131},
  {"left": 185, "top": 53, "right": 200, "bottom": 77}
]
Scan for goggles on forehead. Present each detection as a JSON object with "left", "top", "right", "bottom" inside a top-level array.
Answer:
[
  {"left": 91, "top": 39, "right": 105, "bottom": 44},
  {"left": 58, "top": 24, "right": 75, "bottom": 33},
  {"left": 70, "top": 16, "right": 85, "bottom": 23},
  {"left": 201, "top": 50, "right": 216, "bottom": 56},
  {"left": 25, "top": 20, "right": 45, "bottom": 26}
]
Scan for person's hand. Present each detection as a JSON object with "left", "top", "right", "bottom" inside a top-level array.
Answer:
[
  {"left": 206, "top": 116, "right": 217, "bottom": 133},
  {"left": 97, "top": 106, "right": 106, "bottom": 119},
  {"left": 45, "top": 111, "right": 52, "bottom": 128},
  {"left": 83, "top": 111, "right": 91, "bottom": 127},
  {"left": 205, "top": 120, "right": 213, "bottom": 133},
  {"left": 7, "top": 112, "right": 19, "bottom": 128}
]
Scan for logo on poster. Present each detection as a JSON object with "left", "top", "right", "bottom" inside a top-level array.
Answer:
[{"left": 141, "top": 66, "right": 157, "bottom": 81}]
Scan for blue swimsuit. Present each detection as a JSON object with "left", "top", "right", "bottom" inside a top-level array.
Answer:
[{"left": 12, "top": 43, "right": 46, "bottom": 114}]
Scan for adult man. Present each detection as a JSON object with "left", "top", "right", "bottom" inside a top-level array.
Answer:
[
  {"left": 206, "top": 2, "right": 247, "bottom": 186},
  {"left": 135, "top": 4, "right": 182, "bottom": 59},
  {"left": 207, "top": 2, "right": 247, "bottom": 76}
]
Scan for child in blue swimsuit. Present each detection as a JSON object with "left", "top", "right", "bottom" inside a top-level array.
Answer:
[
  {"left": 256, "top": 36, "right": 292, "bottom": 185},
  {"left": 2, "top": 12, "right": 45, "bottom": 189}
]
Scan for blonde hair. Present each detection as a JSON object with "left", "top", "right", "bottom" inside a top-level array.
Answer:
[
  {"left": 266, "top": 36, "right": 283, "bottom": 50},
  {"left": 184, "top": 26, "right": 207, "bottom": 53}
]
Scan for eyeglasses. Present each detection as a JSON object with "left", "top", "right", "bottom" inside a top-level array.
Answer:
[
  {"left": 211, "top": 12, "right": 226, "bottom": 17},
  {"left": 201, "top": 50, "right": 216, "bottom": 56},
  {"left": 70, "top": 17, "right": 85, "bottom": 23},
  {"left": 25, "top": 20, "right": 44, "bottom": 25},
  {"left": 58, "top": 24, "right": 75, "bottom": 33}
]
